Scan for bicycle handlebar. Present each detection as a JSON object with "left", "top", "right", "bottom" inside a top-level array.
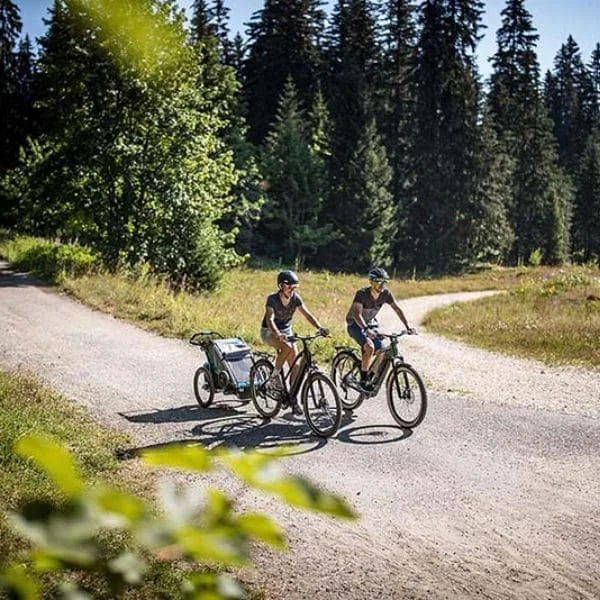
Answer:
[
  {"left": 376, "top": 329, "right": 417, "bottom": 339},
  {"left": 285, "top": 330, "right": 329, "bottom": 343},
  {"left": 189, "top": 330, "right": 224, "bottom": 346}
]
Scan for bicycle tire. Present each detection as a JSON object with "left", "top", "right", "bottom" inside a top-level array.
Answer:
[
  {"left": 193, "top": 366, "right": 215, "bottom": 407},
  {"left": 301, "top": 371, "right": 342, "bottom": 437},
  {"left": 330, "top": 349, "right": 364, "bottom": 411},
  {"left": 386, "top": 363, "right": 427, "bottom": 428},
  {"left": 250, "top": 358, "right": 281, "bottom": 419}
]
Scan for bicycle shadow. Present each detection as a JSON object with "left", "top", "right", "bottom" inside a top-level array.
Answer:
[
  {"left": 117, "top": 402, "right": 334, "bottom": 457},
  {"left": 337, "top": 423, "right": 413, "bottom": 445}
]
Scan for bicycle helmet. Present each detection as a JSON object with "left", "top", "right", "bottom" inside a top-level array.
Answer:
[
  {"left": 277, "top": 270, "right": 299, "bottom": 286},
  {"left": 368, "top": 267, "right": 390, "bottom": 281}
]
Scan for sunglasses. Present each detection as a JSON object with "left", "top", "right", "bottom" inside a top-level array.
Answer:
[
  {"left": 283, "top": 283, "right": 299, "bottom": 289},
  {"left": 372, "top": 279, "right": 388, "bottom": 285}
]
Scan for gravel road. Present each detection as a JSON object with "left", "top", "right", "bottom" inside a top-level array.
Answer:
[{"left": 1, "top": 260, "right": 599, "bottom": 599}]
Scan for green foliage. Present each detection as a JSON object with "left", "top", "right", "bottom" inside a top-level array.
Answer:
[
  {"left": 258, "top": 78, "right": 336, "bottom": 266},
  {"left": 6, "top": 0, "right": 244, "bottom": 291},
  {"left": 0, "top": 235, "right": 100, "bottom": 282},
  {"left": 1, "top": 434, "right": 356, "bottom": 599},
  {"left": 528, "top": 248, "right": 543, "bottom": 267}
]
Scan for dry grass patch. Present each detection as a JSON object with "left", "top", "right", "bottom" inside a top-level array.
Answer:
[{"left": 424, "top": 267, "right": 600, "bottom": 368}]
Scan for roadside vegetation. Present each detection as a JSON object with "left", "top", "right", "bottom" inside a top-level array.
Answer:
[
  {"left": 2, "top": 233, "right": 598, "bottom": 368},
  {"left": 0, "top": 368, "right": 354, "bottom": 599},
  {"left": 425, "top": 269, "right": 600, "bottom": 368}
]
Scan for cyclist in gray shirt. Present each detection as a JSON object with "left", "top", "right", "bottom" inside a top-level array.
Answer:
[
  {"left": 346, "top": 267, "right": 414, "bottom": 392},
  {"left": 261, "top": 270, "right": 328, "bottom": 414}
]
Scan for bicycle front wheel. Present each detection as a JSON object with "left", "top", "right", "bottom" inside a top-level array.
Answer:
[
  {"left": 250, "top": 358, "right": 281, "bottom": 419},
  {"left": 386, "top": 364, "right": 427, "bottom": 428},
  {"left": 301, "top": 372, "right": 342, "bottom": 437},
  {"left": 330, "top": 350, "right": 364, "bottom": 411}
]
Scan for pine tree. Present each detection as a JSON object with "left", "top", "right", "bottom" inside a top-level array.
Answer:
[
  {"left": 587, "top": 43, "right": 600, "bottom": 129},
  {"left": 243, "top": 0, "right": 326, "bottom": 144},
  {"left": 190, "top": 0, "right": 214, "bottom": 42},
  {"left": 258, "top": 77, "right": 332, "bottom": 265},
  {"left": 487, "top": 0, "right": 570, "bottom": 265},
  {"left": 544, "top": 36, "right": 595, "bottom": 174},
  {"left": 405, "top": 0, "right": 486, "bottom": 273},
  {"left": 573, "top": 133, "right": 600, "bottom": 261}
]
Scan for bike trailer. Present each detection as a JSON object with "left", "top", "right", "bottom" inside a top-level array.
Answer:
[{"left": 207, "top": 338, "right": 254, "bottom": 398}]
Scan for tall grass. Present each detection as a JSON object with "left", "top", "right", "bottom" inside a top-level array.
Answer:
[
  {"left": 3, "top": 233, "right": 597, "bottom": 367},
  {"left": 424, "top": 269, "right": 600, "bottom": 367},
  {"left": 0, "top": 371, "right": 184, "bottom": 597}
]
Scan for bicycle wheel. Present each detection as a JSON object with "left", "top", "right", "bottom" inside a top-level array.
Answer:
[
  {"left": 250, "top": 358, "right": 281, "bottom": 419},
  {"left": 301, "top": 372, "right": 342, "bottom": 437},
  {"left": 193, "top": 366, "right": 215, "bottom": 407},
  {"left": 330, "top": 350, "right": 364, "bottom": 410},
  {"left": 386, "top": 363, "right": 427, "bottom": 428}
]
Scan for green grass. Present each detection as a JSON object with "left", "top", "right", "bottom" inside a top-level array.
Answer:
[
  {"left": 2, "top": 233, "right": 598, "bottom": 367},
  {"left": 424, "top": 268, "right": 600, "bottom": 367},
  {"left": 0, "top": 370, "right": 184, "bottom": 598}
]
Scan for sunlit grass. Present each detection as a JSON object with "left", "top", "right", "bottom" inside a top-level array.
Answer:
[
  {"left": 62, "top": 265, "right": 521, "bottom": 362},
  {"left": 0, "top": 370, "right": 185, "bottom": 597},
  {"left": 424, "top": 268, "right": 600, "bottom": 367}
]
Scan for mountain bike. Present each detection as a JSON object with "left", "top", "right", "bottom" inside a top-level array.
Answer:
[
  {"left": 249, "top": 332, "right": 342, "bottom": 437},
  {"left": 330, "top": 330, "right": 427, "bottom": 428}
]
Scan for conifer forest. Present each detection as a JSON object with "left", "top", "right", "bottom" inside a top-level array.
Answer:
[{"left": 1, "top": 0, "right": 599, "bottom": 289}]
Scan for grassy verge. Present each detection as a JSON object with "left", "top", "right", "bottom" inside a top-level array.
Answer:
[
  {"left": 0, "top": 370, "right": 183, "bottom": 598},
  {"left": 2, "top": 233, "right": 598, "bottom": 367},
  {"left": 424, "top": 269, "right": 600, "bottom": 368}
]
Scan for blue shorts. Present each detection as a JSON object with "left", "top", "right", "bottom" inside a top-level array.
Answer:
[
  {"left": 347, "top": 323, "right": 384, "bottom": 351},
  {"left": 261, "top": 326, "right": 292, "bottom": 345}
]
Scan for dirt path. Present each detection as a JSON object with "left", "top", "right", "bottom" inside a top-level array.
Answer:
[{"left": 1, "top": 261, "right": 599, "bottom": 599}]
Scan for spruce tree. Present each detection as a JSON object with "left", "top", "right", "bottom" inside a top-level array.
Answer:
[
  {"left": 405, "top": 0, "right": 486, "bottom": 273},
  {"left": 488, "top": 0, "right": 570, "bottom": 265},
  {"left": 0, "top": 0, "right": 23, "bottom": 169},
  {"left": 243, "top": 0, "right": 326, "bottom": 144},
  {"left": 573, "top": 133, "right": 600, "bottom": 261},
  {"left": 544, "top": 36, "right": 595, "bottom": 174},
  {"left": 258, "top": 77, "right": 332, "bottom": 265}
]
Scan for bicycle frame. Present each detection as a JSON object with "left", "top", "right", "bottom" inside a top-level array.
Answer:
[{"left": 279, "top": 337, "right": 314, "bottom": 402}]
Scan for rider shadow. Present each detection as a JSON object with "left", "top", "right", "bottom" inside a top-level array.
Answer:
[
  {"left": 116, "top": 406, "right": 328, "bottom": 459},
  {"left": 190, "top": 412, "right": 328, "bottom": 454},
  {"left": 337, "top": 424, "right": 413, "bottom": 445},
  {"left": 118, "top": 400, "right": 251, "bottom": 425}
]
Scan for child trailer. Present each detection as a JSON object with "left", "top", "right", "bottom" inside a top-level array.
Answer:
[{"left": 190, "top": 330, "right": 256, "bottom": 406}]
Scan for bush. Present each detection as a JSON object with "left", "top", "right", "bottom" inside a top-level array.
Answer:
[{"left": 0, "top": 236, "right": 100, "bottom": 282}]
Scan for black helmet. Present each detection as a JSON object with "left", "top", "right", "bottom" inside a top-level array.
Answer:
[
  {"left": 277, "top": 270, "right": 299, "bottom": 286},
  {"left": 368, "top": 267, "right": 390, "bottom": 281}
]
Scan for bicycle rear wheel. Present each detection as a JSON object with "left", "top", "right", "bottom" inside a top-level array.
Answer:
[
  {"left": 250, "top": 358, "right": 281, "bottom": 419},
  {"left": 386, "top": 364, "right": 427, "bottom": 428},
  {"left": 301, "top": 372, "right": 342, "bottom": 437},
  {"left": 330, "top": 350, "right": 364, "bottom": 410},
  {"left": 193, "top": 366, "right": 215, "bottom": 407}
]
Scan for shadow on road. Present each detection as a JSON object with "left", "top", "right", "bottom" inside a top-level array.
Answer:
[
  {"left": 0, "top": 262, "right": 51, "bottom": 288},
  {"left": 337, "top": 424, "right": 413, "bottom": 445}
]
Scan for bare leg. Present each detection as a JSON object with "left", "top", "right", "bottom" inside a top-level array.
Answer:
[
  {"left": 361, "top": 340, "right": 375, "bottom": 372},
  {"left": 369, "top": 350, "right": 386, "bottom": 377}
]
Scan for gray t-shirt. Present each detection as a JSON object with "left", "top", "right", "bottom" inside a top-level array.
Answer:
[
  {"left": 345, "top": 287, "right": 394, "bottom": 325},
  {"left": 261, "top": 292, "right": 304, "bottom": 330}
]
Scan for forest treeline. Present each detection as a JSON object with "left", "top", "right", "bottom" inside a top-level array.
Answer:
[{"left": 1, "top": 0, "right": 599, "bottom": 290}]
